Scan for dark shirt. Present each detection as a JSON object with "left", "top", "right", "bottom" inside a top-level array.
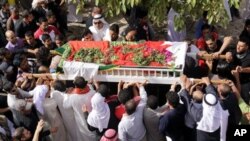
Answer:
[
  {"left": 16, "top": 21, "right": 38, "bottom": 38},
  {"left": 232, "top": 51, "right": 250, "bottom": 84},
  {"left": 135, "top": 23, "right": 152, "bottom": 41},
  {"left": 24, "top": 39, "right": 43, "bottom": 50},
  {"left": 106, "top": 97, "right": 120, "bottom": 130},
  {"left": 86, "top": 16, "right": 93, "bottom": 29},
  {"left": 220, "top": 93, "right": 242, "bottom": 126},
  {"left": 12, "top": 106, "right": 39, "bottom": 134},
  {"left": 38, "top": 130, "right": 51, "bottom": 141},
  {"left": 159, "top": 104, "right": 186, "bottom": 141},
  {"left": 0, "top": 95, "right": 13, "bottom": 123}
]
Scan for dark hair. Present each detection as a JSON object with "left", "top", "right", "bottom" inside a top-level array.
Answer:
[
  {"left": 125, "top": 99, "right": 136, "bottom": 115},
  {"left": 82, "top": 28, "right": 92, "bottom": 37},
  {"left": 201, "top": 24, "right": 211, "bottom": 31},
  {"left": 53, "top": 80, "right": 66, "bottom": 92},
  {"left": 24, "top": 31, "right": 34, "bottom": 37},
  {"left": 124, "top": 26, "right": 137, "bottom": 37},
  {"left": 36, "top": 47, "right": 50, "bottom": 63},
  {"left": 245, "top": 19, "right": 250, "bottom": 27},
  {"left": 239, "top": 36, "right": 250, "bottom": 47},
  {"left": 219, "top": 84, "right": 232, "bottom": 98},
  {"left": 13, "top": 53, "right": 26, "bottom": 67},
  {"left": 21, "top": 10, "right": 29, "bottom": 18},
  {"left": 0, "top": 1, "right": 8, "bottom": 8},
  {"left": 0, "top": 48, "right": 8, "bottom": 56},
  {"left": 202, "top": 11, "right": 208, "bottom": 18},
  {"left": 184, "top": 56, "right": 196, "bottom": 75},
  {"left": 147, "top": 95, "right": 158, "bottom": 110},
  {"left": 41, "top": 34, "right": 51, "bottom": 42},
  {"left": 204, "top": 33, "right": 215, "bottom": 41},
  {"left": 93, "top": 6, "right": 102, "bottom": 13},
  {"left": 97, "top": 84, "right": 110, "bottom": 98},
  {"left": 216, "top": 60, "right": 234, "bottom": 80},
  {"left": 240, "top": 19, "right": 250, "bottom": 39},
  {"left": 39, "top": 17, "right": 48, "bottom": 24},
  {"left": 136, "top": 7, "right": 148, "bottom": 19},
  {"left": 73, "top": 76, "right": 87, "bottom": 88},
  {"left": 55, "top": 34, "right": 64, "bottom": 41},
  {"left": 110, "top": 24, "right": 119, "bottom": 34},
  {"left": 46, "top": 10, "right": 55, "bottom": 18},
  {"left": 10, "top": 6, "right": 18, "bottom": 13},
  {"left": 3, "top": 81, "right": 14, "bottom": 92},
  {"left": 13, "top": 127, "right": 25, "bottom": 140},
  {"left": 118, "top": 88, "right": 133, "bottom": 104},
  {"left": 166, "top": 91, "right": 179, "bottom": 108}
]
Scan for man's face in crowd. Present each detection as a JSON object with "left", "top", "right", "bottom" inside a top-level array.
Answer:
[
  {"left": 55, "top": 39, "right": 63, "bottom": 47},
  {"left": 48, "top": 16, "right": 56, "bottom": 24},
  {"left": 11, "top": 9, "right": 19, "bottom": 19},
  {"left": 20, "top": 58, "right": 30, "bottom": 72},
  {"left": 44, "top": 39, "right": 52, "bottom": 47},
  {"left": 92, "top": 7, "right": 102, "bottom": 17},
  {"left": 28, "top": 13, "right": 34, "bottom": 22},
  {"left": 110, "top": 30, "right": 118, "bottom": 41},
  {"left": 125, "top": 30, "right": 137, "bottom": 41},
  {"left": 6, "top": 33, "right": 17, "bottom": 43},
  {"left": 237, "top": 41, "right": 248, "bottom": 54},
  {"left": 205, "top": 39, "right": 217, "bottom": 51},
  {"left": 25, "top": 36, "right": 35, "bottom": 45},
  {"left": 21, "top": 129, "right": 32, "bottom": 140},
  {"left": 202, "top": 29, "right": 210, "bottom": 36},
  {"left": 94, "top": 20, "right": 104, "bottom": 30},
  {"left": 83, "top": 33, "right": 94, "bottom": 41},
  {"left": 40, "top": 21, "right": 48, "bottom": 31},
  {"left": 3, "top": 3, "right": 9, "bottom": 11}
]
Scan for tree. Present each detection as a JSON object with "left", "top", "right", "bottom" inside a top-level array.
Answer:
[{"left": 75, "top": 0, "right": 240, "bottom": 30}]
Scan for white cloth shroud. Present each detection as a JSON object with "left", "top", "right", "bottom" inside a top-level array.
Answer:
[{"left": 63, "top": 61, "right": 99, "bottom": 80}]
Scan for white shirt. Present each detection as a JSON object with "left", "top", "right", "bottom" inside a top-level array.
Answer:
[
  {"left": 89, "top": 25, "right": 109, "bottom": 41},
  {"left": 118, "top": 86, "right": 147, "bottom": 141},
  {"left": 51, "top": 90, "right": 77, "bottom": 141},
  {"left": 63, "top": 86, "right": 96, "bottom": 141}
]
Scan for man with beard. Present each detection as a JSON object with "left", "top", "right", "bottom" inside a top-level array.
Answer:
[
  {"left": 226, "top": 36, "right": 250, "bottom": 104},
  {"left": 198, "top": 33, "right": 232, "bottom": 74}
]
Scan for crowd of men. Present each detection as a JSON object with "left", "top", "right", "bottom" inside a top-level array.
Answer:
[{"left": 0, "top": 0, "right": 250, "bottom": 141}]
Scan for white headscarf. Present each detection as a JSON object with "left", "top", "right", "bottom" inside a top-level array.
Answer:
[
  {"left": 197, "top": 94, "right": 229, "bottom": 141},
  {"left": 87, "top": 93, "right": 110, "bottom": 132},
  {"left": 30, "top": 85, "right": 49, "bottom": 115},
  {"left": 32, "top": 0, "right": 48, "bottom": 9},
  {"left": 92, "top": 14, "right": 109, "bottom": 26},
  {"left": 89, "top": 14, "right": 109, "bottom": 41}
]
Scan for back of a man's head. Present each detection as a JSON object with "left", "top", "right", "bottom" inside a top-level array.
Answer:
[
  {"left": 118, "top": 88, "right": 133, "bottom": 104},
  {"left": 97, "top": 84, "right": 110, "bottom": 98},
  {"left": 125, "top": 99, "right": 136, "bottom": 115},
  {"left": 219, "top": 84, "right": 231, "bottom": 98},
  {"left": 147, "top": 95, "right": 158, "bottom": 110},
  {"left": 73, "top": 76, "right": 87, "bottom": 89},
  {"left": 166, "top": 91, "right": 179, "bottom": 108},
  {"left": 192, "top": 90, "right": 204, "bottom": 103},
  {"left": 53, "top": 80, "right": 66, "bottom": 92}
]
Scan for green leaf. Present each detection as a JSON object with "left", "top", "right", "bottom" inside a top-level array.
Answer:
[
  {"left": 76, "top": 4, "right": 81, "bottom": 14},
  {"left": 122, "top": 3, "right": 126, "bottom": 13},
  {"left": 191, "top": 0, "right": 196, "bottom": 7},
  {"left": 95, "top": 0, "right": 99, "bottom": 6},
  {"left": 131, "top": 0, "right": 135, "bottom": 7}
]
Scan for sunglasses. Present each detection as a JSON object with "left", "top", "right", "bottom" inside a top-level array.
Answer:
[{"left": 94, "top": 21, "right": 102, "bottom": 25}]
